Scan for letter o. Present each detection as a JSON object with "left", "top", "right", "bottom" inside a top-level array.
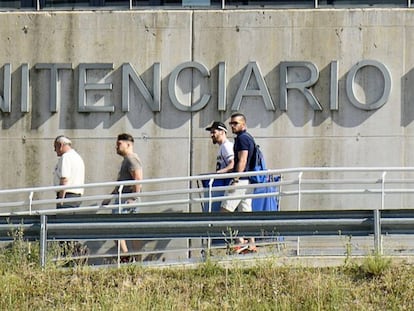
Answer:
[{"left": 346, "top": 60, "right": 392, "bottom": 111}]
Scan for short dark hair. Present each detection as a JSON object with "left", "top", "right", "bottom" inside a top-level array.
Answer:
[
  {"left": 117, "top": 133, "right": 134, "bottom": 143},
  {"left": 231, "top": 113, "right": 246, "bottom": 122}
]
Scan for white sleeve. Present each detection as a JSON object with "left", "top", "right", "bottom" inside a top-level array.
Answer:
[
  {"left": 60, "top": 154, "right": 72, "bottom": 179},
  {"left": 222, "top": 142, "right": 234, "bottom": 165}
]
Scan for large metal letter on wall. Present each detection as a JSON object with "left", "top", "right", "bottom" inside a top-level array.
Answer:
[
  {"left": 231, "top": 61, "right": 275, "bottom": 111},
  {"left": 279, "top": 61, "right": 322, "bottom": 111},
  {"left": 168, "top": 61, "right": 211, "bottom": 112},
  {"left": 36, "top": 63, "right": 72, "bottom": 112},
  {"left": 78, "top": 63, "right": 114, "bottom": 112},
  {"left": 0, "top": 64, "right": 11, "bottom": 113},
  {"left": 346, "top": 60, "right": 392, "bottom": 111},
  {"left": 121, "top": 63, "right": 161, "bottom": 112}
]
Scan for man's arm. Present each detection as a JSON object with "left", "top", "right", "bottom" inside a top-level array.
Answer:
[
  {"left": 232, "top": 150, "right": 248, "bottom": 184},
  {"left": 57, "top": 177, "right": 68, "bottom": 198},
  {"left": 102, "top": 185, "right": 119, "bottom": 206},
  {"left": 130, "top": 168, "right": 143, "bottom": 193},
  {"left": 235, "top": 150, "right": 248, "bottom": 173},
  {"left": 217, "top": 158, "right": 234, "bottom": 174}
]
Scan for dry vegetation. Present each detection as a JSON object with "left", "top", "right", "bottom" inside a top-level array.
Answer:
[{"left": 0, "top": 237, "right": 413, "bottom": 310}]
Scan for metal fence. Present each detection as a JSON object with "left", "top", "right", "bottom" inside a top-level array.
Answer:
[
  {"left": 0, "top": 0, "right": 412, "bottom": 11},
  {"left": 1, "top": 167, "right": 414, "bottom": 267}
]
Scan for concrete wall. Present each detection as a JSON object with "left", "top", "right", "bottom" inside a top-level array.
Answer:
[{"left": 1, "top": 9, "right": 414, "bottom": 210}]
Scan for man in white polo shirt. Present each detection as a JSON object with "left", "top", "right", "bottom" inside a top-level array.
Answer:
[{"left": 53, "top": 135, "right": 85, "bottom": 209}]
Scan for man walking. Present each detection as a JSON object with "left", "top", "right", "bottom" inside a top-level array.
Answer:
[
  {"left": 206, "top": 121, "right": 234, "bottom": 174},
  {"left": 203, "top": 121, "right": 234, "bottom": 214},
  {"left": 220, "top": 113, "right": 257, "bottom": 253},
  {"left": 53, "top": 135, "right": 85, "bottom": 209},
  {"left": 102, "top": 133, "right": 143, "bottom": 262}
]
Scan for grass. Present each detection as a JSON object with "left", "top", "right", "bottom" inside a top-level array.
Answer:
[{"left": 0, "top": 238, "right": 413, "bottom": 310}]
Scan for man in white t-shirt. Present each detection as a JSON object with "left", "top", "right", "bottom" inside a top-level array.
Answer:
[
  {"left": 204, "top": 121, "right": 234, "bottom": 214},
  {"left": 53, "top": 135, "right": 85, "bottom": 209},
  {"left": 206, "top": 121, "right": 234, "bottom": 174}
]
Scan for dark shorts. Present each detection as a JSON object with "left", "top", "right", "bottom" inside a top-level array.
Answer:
[{"left": 56, "top": 192, "right": 82, "bottom": 209}]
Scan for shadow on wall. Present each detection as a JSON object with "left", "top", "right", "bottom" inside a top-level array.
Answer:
[{"left": 401, "top": 68, "right": 414, "bottom": 127}]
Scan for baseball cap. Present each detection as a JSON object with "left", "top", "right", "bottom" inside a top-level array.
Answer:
[{"left": 205, "top": 121, "right": 227, "bottom": 132}]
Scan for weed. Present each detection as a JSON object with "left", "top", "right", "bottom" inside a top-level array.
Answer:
[
  {"left": 1, "top": 227, "right": 40, "bottom": 271},
  {"left": 358, "top": 252, "right": 392, "bottom": 277},
  {"left": 345, "top": 251, "right": 392, "bottom": 280},
  {"left": 343, "top": 234, "right": 353, "bottom": 267}
]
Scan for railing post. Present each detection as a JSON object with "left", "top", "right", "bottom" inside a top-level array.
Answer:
[
  {"left": 40, "top": 214, "right": 47, "bottom": 269},
  {"left": 297, "top": 172, "right": 303, "bottom": 212},
  {"left": 208, "top": 178, "right": 214, "bottom": 213},
  {"left": 381, "top": 171, "right": 386, "bottom": 210},
  {"left": 373, "top": 209, "right": 382, "bottom": 255},
  {"left": 206, "top": 178, "right": 215, "bottom": 254},
  {"left": 28, "top": 191, "right": 34, "bottom": 215},
  {"left": 297, "top": 172, "right": 303, "bottom": 255},
  {"left": 117, "top": 185, "right": 124, "bottom": 267}
]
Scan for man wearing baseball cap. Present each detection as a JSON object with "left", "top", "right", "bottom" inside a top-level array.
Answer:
[{"left": 206, "top": 121, "right": 234, "bottom": 174}]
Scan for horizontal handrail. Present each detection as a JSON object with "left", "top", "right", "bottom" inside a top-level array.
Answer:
[
  {"left": 0, "top": 210, "right": 377, "bottom": 240},
  {"left": 2, "top": 167, "right": 414, "bottom": 215}
]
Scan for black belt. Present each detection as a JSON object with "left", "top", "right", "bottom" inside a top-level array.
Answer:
[{"left": 64, "top": 192, "right": 81, "bottom": 197}]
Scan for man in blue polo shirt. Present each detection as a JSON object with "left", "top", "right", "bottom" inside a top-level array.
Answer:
[{"left": 220, "top": 112, "right": 257, "bottom": 253}]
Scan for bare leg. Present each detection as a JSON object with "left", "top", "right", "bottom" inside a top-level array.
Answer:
[
  {"left": 220, "top": 207, "right": 246, "bottom": 245},
  {"left": 119, "top": 240, "right": 128, "bottom": 253}
]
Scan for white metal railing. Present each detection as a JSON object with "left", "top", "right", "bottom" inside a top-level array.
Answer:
[
  {"left": 3, "top": 166, "right": 414, "bottom": 216},
  {"left": 2, "top": 167, "right": 414, "bottom": 266}
]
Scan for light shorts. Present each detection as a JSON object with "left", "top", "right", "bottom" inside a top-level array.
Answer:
[
  {"left": 221, "top": 179, "right": 252, "bottom": 212},
  {"left": 112, "top": 197, "right": 141, "bottom": 214}
]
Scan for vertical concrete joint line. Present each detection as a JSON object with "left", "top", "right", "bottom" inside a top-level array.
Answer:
[{"left": 189, "top": 10, "right": 195, "bottom": 183}]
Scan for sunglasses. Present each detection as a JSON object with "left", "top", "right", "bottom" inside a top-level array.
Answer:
[{"left": 229, "top": 121, "right": 240, "bottom": 125}]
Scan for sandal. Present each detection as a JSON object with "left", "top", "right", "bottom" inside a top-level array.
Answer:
[
  {"left": 232, "top": 244, "right": 249, "bottom": 254},
  {"left": 120, "top": 255, "right": 131, "bottom": 263}
]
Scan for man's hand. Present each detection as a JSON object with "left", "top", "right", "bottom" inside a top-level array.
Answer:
[{"left": 101, "top": 199, "right": 111, "bottom": 206}]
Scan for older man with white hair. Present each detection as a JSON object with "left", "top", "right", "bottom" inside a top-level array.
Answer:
[{"left": 53, "top": 135, "right": 85, "bottom": 209}]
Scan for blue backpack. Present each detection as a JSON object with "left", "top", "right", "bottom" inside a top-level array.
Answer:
[{"left": 248, "top": 137, "right": 268, "bottom": 184}]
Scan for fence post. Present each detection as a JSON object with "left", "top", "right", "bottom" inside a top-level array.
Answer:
[
  {"left": 29, "top": 191, "right": 34, "bottom": 215},
  {"left": 117, "top": 185, "right": 124, "bottom": 267},
  {"left": 381, "top": 171, "right": 386, "bottom": 210},
  {"left": 40, "top": 214, "right": 47, "bottom": 268},
  {"left": 297, "top": 172, "right": 303, "bottom": 255},
  {"left": 373, "top": 209, "right": 382, "bottom": 255},
  {"left": 297, "top": 172, "right": 303, "bottom": 211}
]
